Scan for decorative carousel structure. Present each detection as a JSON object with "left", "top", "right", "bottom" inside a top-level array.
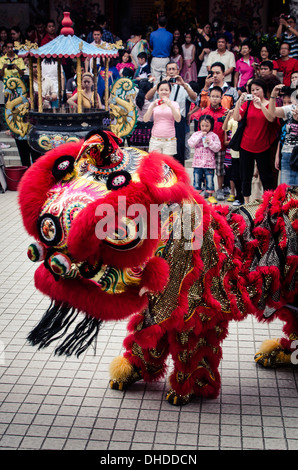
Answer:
[{"left": 9, "top": 12, "right": 136, "bottom": 155}]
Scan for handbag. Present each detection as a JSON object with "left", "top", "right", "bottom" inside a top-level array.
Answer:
[
  {"left": 290, "top": 146, "right": 298, "bottom": 171},
  {"left": 228, "top": 100, "right": 251, "bottom": 152}
]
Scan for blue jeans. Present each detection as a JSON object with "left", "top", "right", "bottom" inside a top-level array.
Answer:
[
  {"left": 281, "top": 151, "right": 298, "bottom": 186},
  {"left": 193, "top": 168, "right": 215, "bottom": 192}
]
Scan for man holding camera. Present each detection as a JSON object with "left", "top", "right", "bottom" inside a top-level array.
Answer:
[
  {"left": 145, "top": 61, "right": 198, "bottom": 165},
  {"left": 0, "top": 40, "right": 26, "bottom": 81},
  {"left": 197, "top": 62, "right": 239, "bottom": 109},
  {"left": 277, "top": 14, "right": 298, "bottom": 60}
]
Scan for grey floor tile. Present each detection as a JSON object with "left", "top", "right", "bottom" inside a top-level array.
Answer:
[
  {"left": 0, "top": 190, "right": 297, "bottom": 451},
  {"left": 41, "top": 438, "right": 66, "bottom": 450}
]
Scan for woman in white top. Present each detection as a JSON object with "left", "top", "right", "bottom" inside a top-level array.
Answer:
[{"left": 42, "top": 58, "right": 65, "bottom": 107}]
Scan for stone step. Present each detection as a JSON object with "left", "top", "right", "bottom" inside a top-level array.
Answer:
[
  {"left": 0, "top": 127, "right": 195, "bottom": 168},
  {"left": 3, "top": 155, "right": 22, "bottom": 167},
  {"left": 0, "top": 130, "right": 21, "bottom": 166},
  {"left": 2, "top": 153, "right": 193, "bottom": 169},
  {"left": 0, "top": 135, "right": 16, "bottom": 144}
]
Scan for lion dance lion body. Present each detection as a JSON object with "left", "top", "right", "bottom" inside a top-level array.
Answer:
[{"left": 18, "top": 131, "right": 298, "bottom": 405}]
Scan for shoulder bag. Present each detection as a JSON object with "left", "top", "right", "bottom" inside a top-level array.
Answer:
[
  {"left": 290, "top": 146, "right": 298, "bottom": 171},
  {"left": 228, "top": 100, "right": 251, "bottom": 152}
]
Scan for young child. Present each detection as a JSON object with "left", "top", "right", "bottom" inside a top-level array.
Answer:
[
  {"left": 170, "top": 43, "right": 183, "bottom": 74},
  {"left": 116, "top": 50, "right": 135, "bottom": 76},
  {"left": 188, "top": 114, "right": 221, "bottom": 204},
  {"left": 181, "top": 32, "right": 197, "bottom": 83},
  {"left": 134, "top": 52, "right": 151, "bottom": 80},
  {"left": 190, "top": 86, "right": 227, "bottom": 200}
]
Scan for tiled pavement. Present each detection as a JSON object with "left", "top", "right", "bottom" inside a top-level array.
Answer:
[{"left": 0, "top": 189, "right": 298, "bottom": 453}]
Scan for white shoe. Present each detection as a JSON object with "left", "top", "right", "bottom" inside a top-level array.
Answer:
[
  {"left": 232, "top": 200, "right": 243, "bottom": 206},
  {"left": 0, "top": 143, "right": 10, "bottom": 149},
  {"left": 216, "top": 189, "right": 225, "bottom": 201}
]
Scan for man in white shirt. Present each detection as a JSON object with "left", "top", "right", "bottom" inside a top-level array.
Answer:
[
  {"left": 85, "top": 26, "right": 108, "bottom": 72},
  {"left": 32, "top": 61, "right": 57, "bottom": 109},
  {"left": 206, "top": 34, "right": 236, "bottom": 84}
]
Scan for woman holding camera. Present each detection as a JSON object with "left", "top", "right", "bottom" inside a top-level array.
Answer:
[
  {"left": 233, "top": 78, "right": 278, "bottom": 203},
  {"left": 269, "top": 83, "right": 298, "bottom": 186},
  {"left": 143, "top": 80, "right": 181, "bottom": 156}
]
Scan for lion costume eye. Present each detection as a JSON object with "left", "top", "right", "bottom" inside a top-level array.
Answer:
[
  {"left": 103, "top": 217, "right": 144, "bottom": 250},
  {"left": 38, "top": 214, "right": 63, "bottom": 246},
  {"left": 106, "top": 171, "right": 131, "bottom": 191},
  {"left": 52, "top": 155, "right": 75, "bottom": 179}
]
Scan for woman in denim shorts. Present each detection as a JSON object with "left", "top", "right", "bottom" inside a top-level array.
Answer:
[{"left": 143, "top": 80, "right": 181, "bottom": 157}]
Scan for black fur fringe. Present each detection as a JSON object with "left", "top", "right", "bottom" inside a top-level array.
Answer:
[{"left": 27, "top": 301, "right": 102, "bottom": 357}]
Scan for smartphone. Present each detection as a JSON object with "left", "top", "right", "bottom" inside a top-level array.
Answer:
[{"left": 208, "top": 71, "right": 214, "bottom": 77}]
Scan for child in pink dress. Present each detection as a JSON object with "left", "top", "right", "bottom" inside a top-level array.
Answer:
[
  {"left": 181, "top": 32, "right": 197, "bottom": 83},
  {"left": 116, "top": 50, "right": 135, "bottom": 76},
  {"left": 188, "top": 114, "right": 221, "bottom": 204},
  {"left": 170, "top": 43, "right": 183, "bottom": 74}
]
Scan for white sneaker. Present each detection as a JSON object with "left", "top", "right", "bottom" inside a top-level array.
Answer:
[
  {"left": 0, "top": 143, "right": 10, "bottom": 149},
  {"left": 232, "top": 200, "right": 243, "bottom": 206},
  {"left": 216, "top": 189, "right": 225, "bottom": 201}
]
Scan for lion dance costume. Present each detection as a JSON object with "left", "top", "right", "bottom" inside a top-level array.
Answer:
[{"left": 19, "top": 131, "right": 298, "bottom": 405}]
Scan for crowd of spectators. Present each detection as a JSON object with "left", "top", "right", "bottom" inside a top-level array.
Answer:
[{"left": 0, "top": 12, "right": 297, "bottom": 200}]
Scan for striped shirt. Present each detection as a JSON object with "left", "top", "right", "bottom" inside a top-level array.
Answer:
[{"left": 282, "top": 31, "right": 298, "bottom": 60}]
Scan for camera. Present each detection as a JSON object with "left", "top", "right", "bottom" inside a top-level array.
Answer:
[
  {"left": 169, "top": 77, "right": 176, "bottom": 83},
  {"left": 280, "top": 14, "right": 290, "bottom": 20},
  {"left": 244, "top": 94, "right": 253, "bottom": 101},
  {"left": 212, "top": 21, "right": 220, "bottom": 31},
  {"left": 279, "top": 85, "right": 291, "bottom": 95},
  {"left": 7, "top": 64, "right": 13, "bottom": 70}
]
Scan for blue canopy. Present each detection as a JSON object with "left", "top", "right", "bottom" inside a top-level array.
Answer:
[{"left": 19, "top": 34, "right": 119, "bottom": 59}]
